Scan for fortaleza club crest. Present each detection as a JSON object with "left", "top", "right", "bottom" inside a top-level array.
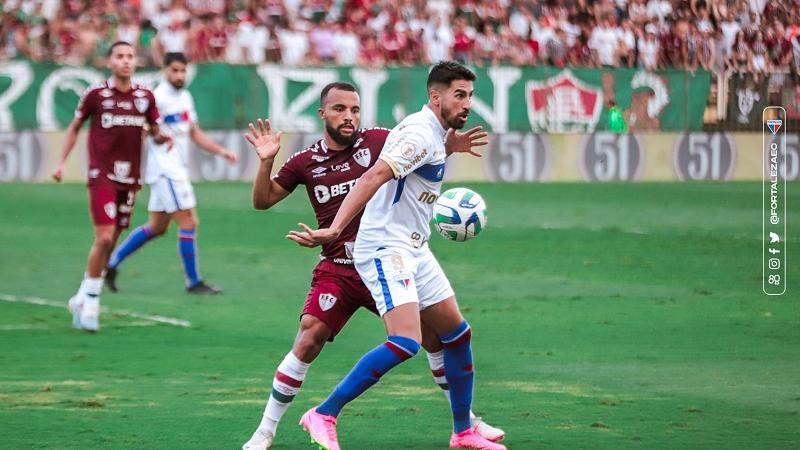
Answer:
[
  {"left": 767, "top": 119, "right": 782, "bottom": 134},
  {"left": 526, "top": 70, "right": 603, "bottom": 133},
  {"left": 318, "top": 293, "right": 337, "bottom": 311}
]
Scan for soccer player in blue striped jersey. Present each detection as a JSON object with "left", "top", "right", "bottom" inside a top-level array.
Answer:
[{"left": 288, "top": 62, "right": 505, "bottom": 450}]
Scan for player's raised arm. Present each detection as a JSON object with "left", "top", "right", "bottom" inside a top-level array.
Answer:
[
  {"left": 246, "top": 118, "right": 291, "bottom": 209},
  {"left": 287, "top": 158, "right": 394, "bottom": 248},
  {"left": 52, "top": 116, "right": 86, "bottom": 182}
]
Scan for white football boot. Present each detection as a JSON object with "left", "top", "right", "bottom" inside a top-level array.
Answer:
[
  {"left": 78, "top": 295, "right": 100, "bottom": 332},
  {"left": 242, "top": 428, "right": 274, "bottom": 450}
]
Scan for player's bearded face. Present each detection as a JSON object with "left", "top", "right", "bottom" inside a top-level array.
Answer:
[
  {"left": 321, "top": 89, "right": 361, "bottom": 147},
  {"left": 440, "top": 80, "right": 474, "bottom": 130},
  {"left": 166, "top": 62, "right": 187, "bottom": 89},
  {"left": 325, "top": 119, "right": 359, "bottom": 147}
]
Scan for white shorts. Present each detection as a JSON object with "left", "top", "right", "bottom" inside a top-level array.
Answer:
[
  {"left": 147, "top": 176, "right": 196, "bottom": 213},
  {"left": 355, "top": 246, "right": 455, "bottom": 316}
]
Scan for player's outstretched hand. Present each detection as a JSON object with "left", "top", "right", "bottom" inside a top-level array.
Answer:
[
  {"left": 445, "top": 126, "right": 489, "bottom": 157},
  {"left": 223, "top": 149, "right": 239, "bottom": 164},
  {"left": 287, "top": 223, "right": 339, "bottom": 248},
  {"left": 245, "top": 118, "right": 282, "bottom": 161}
]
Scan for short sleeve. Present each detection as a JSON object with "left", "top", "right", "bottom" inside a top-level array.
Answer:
[
  {"left": 147, "top": 91, "right": 160, "bottom": 125},
  {"left": 378, "top": 124, "right": 433, "bottom": 179},
  {"left": 272, "top": 156, "right": 302, "bottom": 193},
  {"left": 75, "top": 88, "right": 95, "bottom": 120}
]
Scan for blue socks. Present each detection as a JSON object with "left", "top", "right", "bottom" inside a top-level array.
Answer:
[
  {"left": 178, "top": 229, "right": 201, "bottom": 287},
  {"left": 441, "top": 321, "right": 474, "bottom": 433},
  {"left": 316, "top": 335, "right": 420, "bottom": 417},
  {"left": 108, "top": 225, "right": 155, "bottom": 269}
]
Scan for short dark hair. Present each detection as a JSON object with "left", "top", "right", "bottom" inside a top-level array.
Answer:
[
  {"left": 426, "top": 61, "right": 476, "bottom": 90},
  {"left": 320, "top": 82, "right": 358, "bottom": 106},
  {"left": 107, "top": 41, "right": 134, "bottom": 57},
  {"left": 164, "top": 52, "right": 188, "bottom": 67}
]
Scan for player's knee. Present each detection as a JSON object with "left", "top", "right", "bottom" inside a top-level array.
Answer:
[
  {"left": 94, "top": 232, "right": 115, "bottom": 249},
  {"left": 420, "top": 323, "right": 443, "bottom": 353},
  {"left": 150, "top": 224, "right": 168, "bottom": 236}
]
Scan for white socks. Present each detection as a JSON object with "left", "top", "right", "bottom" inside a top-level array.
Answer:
[{"left": 259, "top": 351, "right": 311, "bottom": 435}]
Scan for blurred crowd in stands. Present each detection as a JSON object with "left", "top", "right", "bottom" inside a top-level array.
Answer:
[{"left": 1, "top": 0, "right": 799, "bottom": 74}]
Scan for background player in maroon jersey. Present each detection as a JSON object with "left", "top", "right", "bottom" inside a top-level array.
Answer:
[
  {"left": 241, "top": 83, "right": 503, "bottom": 450},
  {"left": 52, "top": 41, "right": 172, "bottom": 332}
]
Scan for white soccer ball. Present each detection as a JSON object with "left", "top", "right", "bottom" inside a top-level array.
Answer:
[{"left": 432, "top": 187, "right": 488, "bottom": 242}]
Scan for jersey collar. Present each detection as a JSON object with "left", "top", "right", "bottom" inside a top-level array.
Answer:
[{"left": 422, "top": 104, "right": 447, "bottom": 141}]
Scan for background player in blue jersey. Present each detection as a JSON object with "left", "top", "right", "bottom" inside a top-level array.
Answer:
[{"left": 105, "top": 52, "right": 238, "bottom": 294}]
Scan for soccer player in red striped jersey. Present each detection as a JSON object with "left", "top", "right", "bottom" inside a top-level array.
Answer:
[
  {"left": 52, "top": 41, "right": 172, "bottom": 332},
  {"left": 241, "top": 82, "right": 504, "bottom": 450}
]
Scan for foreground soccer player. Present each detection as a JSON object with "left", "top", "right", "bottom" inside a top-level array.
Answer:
[
  {"left": 288, "top": 62, "right": 504, "bottom": 449},
  {"left": 242, "top": 82, "right": 503, "bottom": 450},
  {"left": 52, "top": 41, "right": 172, "bottom": 332},
  {"left": 105, "top": 52, "right": 238, "bottom": 295}
]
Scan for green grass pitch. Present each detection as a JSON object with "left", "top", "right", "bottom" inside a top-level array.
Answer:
[{"left": 0, "top": 181, "right": 798, "bottom": 449}]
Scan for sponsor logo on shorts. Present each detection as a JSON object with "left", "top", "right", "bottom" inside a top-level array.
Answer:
[
  {"left": 318, "top": 293, "right": 337, "bottom": 311},
  {"left": 104, "top": 202, "right": 117, "bottom": 219}
]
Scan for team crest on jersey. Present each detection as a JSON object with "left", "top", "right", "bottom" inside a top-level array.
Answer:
[
  {"left": 104, "top": 202, "right": 117, "bottom": 219},
  {"left": 100, "top": 89, "right": 113, "bottom": 98},
  {"left": 401, "top": 144, "right": 415, "bottom": 158},
  {"left": 134, "top": 98, "right": 149, "bottom": 113},
  {"left": 353, "top": 148, "right": 371, "bottom": 167},
  {"left": 318, "top": 293, "right": 337, "bottom": 311}
]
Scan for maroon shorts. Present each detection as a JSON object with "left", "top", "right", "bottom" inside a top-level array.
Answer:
[
  {"left": 302, "top": 260, "right": 378, "bottom": 341},
  {"left": 87, "top": 182, "right": 138, "bottom": 229}
]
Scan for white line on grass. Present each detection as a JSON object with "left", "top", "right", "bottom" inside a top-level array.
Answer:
[{"left": 0, "top": 293, "right": 191, "bottom": 328}]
